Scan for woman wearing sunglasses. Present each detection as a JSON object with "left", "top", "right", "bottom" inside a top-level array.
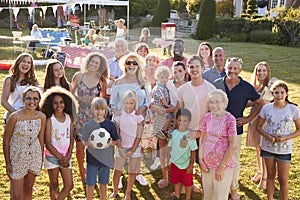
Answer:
[{"left": 109, "top": 53, "right": 151, "bottom": 199}]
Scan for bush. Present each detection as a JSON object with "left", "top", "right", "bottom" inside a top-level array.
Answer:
[
  {"left": 151, "top": 0, "right": 171, "bottom": 27},
  {"left": 223, "top": 33, "right": 249, "bottom": 42},
  {"left": 215, "top": 17, "right": 246, "bottom": 34},
  {"left": 196, "top": 0, "right": 216, "bottom": 40},
  {"left": 216, "top": 0, "right": 234, "bottom": 17},
  {"left": 249, "top": 30, "right": 277, "bottom": 45}
]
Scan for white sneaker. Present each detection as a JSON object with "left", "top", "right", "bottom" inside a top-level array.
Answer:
[
  {"left": 150, "top": 157, "right": 161, "bottom": 170},
  {"left": 136, "top": 174, "right": 148, "bottom": 186},
  {"left": 118, "top": 176, "right": 123, "bottom": 189}
]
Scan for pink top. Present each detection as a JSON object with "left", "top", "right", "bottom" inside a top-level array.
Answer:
[
  {"left": 200, "top": 112, "right": 237, "bottom": 169},
  {"left": 114, "top": 111, "right": 144, "bottom": 148}
]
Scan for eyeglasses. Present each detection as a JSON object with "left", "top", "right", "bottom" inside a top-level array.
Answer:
[
  {"left": 25, "top": 97, "right": 39, "bottom": 101},
  {"left": 125, "top": 60, "right": 138, "bottom": 66}
]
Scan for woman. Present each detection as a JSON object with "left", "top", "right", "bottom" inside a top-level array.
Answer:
[
  {"left": 1, "top": 53, "right": 39, "bottom": 124},
  {"left": 84, "top": 29, "right": 95, "bottom": 46},
  {"left": 29, "top": 24, "right": 42, "bottom": 53},
  {"left": 71, "top": 52, "right": 109, "bottom": 187},
  {"left": 246, "top": 61, "right": 270, "bottom": 189},
  {"left": 109, "top": 53, "right": 151, "bottom": 199},
  {"left": 114, "top": 18, "right": 128, "bottom": 39},
  {"left": 256, "top": 80, "right": 300, "bottom": 200},
  {"left": 3, "top": 86, "right": 46, "bottom": 199},
  {"left": 197, "top": 42, "right": 213, "bottom": 71}
]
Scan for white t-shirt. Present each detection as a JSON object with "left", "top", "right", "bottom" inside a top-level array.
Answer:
[
  {"left": 177, "top": 80, "right": 216, "bottom": 130},
  {"left": 259, "top": 103, "right": 300, "bottom": 154}
]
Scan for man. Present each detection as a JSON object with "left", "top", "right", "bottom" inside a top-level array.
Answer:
[
  {"left": 161, "top": 39, "right": 188, "bottom": 79},
  {"left": 203, "top": 47, "right": 226, "bottom": 90},
  {"left": 223, "top": 57, "right": 264, "bottom": 200},
  {"left": 107, "top": 38, "right": 129, "bottom": 91}
]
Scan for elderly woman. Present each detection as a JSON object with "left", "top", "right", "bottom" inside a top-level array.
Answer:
[{"left": 199, "top": 90, "right": 237, "bottom": 200}]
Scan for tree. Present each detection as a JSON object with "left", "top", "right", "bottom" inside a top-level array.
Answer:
[
  {"left": 196, "top": 0, "right": 216, "bottom": 39},
  {"left": 274, "top": 7, "right": 300, "bottom": 46},
  {"left": 245, "top": 0, "right": 258, "bottom": 17},
  {"left": 216, "top": 0, "right": 234, "bottom": 17},
  {"left": 151, "top": 0, "right": 171, "bottom": 27}
]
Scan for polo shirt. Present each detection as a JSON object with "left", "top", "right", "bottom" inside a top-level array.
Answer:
[
  {"left": 224, "top": 76, "right": 260, "bottom": 135},
  {"left": 203, "top": 66, "right": 226, "bottom": 91}
]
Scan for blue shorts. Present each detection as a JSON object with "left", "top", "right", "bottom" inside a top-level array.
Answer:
[
  {"left": 261, "top": 149, "right": 291, "bottom": 163},
  {"left": 86, "top": 162, "right": 110, "bottom": 185}
]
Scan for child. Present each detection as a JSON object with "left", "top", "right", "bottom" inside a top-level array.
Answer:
[
  {"left": 168, "top": 108, "right": 198, "bottom": 200},
  {"left": 109, "top": 90, "right": 144, "bottom": 200},
  {"left": 3, "top": 86, "right": 46, "bottom": 199},
  {"left": 139, "top": 27, "right": 150, "bottom": 45},
  {"left": 153, "top": 66, "right": 173, "bottom": 139},
  {"left": 43, "top": 59, "right": 70, "bottom": 91},
  {"left": 256, "top": 80, "right": 300, "bottom": 200},
  {"left": 199, "top": 89, "right": 237, "bottom": 200},
  {"left": 135, "top": 43, "right": 149, "bottom": 58},
  {"left": 144, "top": 53, "right": 161, "bottom": 88},
  {"left": 40, "top": 86, "right": 78, "bottom": 199},
  {"left": 81, "top": 97, "right": 120, "bottom": 200}
]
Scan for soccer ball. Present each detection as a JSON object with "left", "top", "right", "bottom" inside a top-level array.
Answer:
[{"left": 90, "top": 128, "right": 111, "bottom": 149}]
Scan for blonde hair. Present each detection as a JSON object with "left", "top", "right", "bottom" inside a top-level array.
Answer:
[
  {"left": 154, "top": 65, "right": 171, "bottom": 80},
  {"left": 145, "top": 53, "right": 161, "bottom": 65},
  {"left": 140, "top": 27, "right": 150, "bottom": 37},
  {"left": 121, "top": 90, "right": 138, "bottom": 111},
  {"left": 119, "top": 53, "right": 147, "bottom": 88},
  {"left": 207, "top": 89, "right": 229, "bottom": 108},
  {"left": 91, "top": 97, "right": 108, "bottom": 118}
]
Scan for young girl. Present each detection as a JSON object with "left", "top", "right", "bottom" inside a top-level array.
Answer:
[
  {"left": 144, "top": 53, "right": 161, "bottom": 88},
  {"left": 43, "top": 59, "right": 70, "bottom": 91},
  {"left": 168, "top": 108, "right": 197, "bottom": 200},
  {"left": 110, "top": 90, "right": 144, "bottom": 200},
  {"left": 3, "top": 86, "right": 46, "bottom": 199},
  {"left": 82, "top": 97, "right": 120, "bottom": 200},
  {"left": 139, "top": 27, "right": 150, "bottom": 45},
  {"left": 135, "top": 43, "right": 149, "bottom": 58},
  {"left": 199, "top": 89, "right": 237, "bottom": 200},
  {"left": 1, "top": 52, "right": 39, "bottom": 124},
  {"left": 256, "top": 80, "right": 300, "bottom": 200},
  {"left": 40, "top": 86, "right": 78, "bottom": 200}
]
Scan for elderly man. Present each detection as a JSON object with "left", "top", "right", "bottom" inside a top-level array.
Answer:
[
  {"left": 202, "top": 47, "right": 226, "bottom": 90},
  {"left": 223, "top": 57, "right": 265, "bottom": 200}
]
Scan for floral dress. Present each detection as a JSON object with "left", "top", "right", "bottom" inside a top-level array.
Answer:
[
  {"left": 75, "top": 77, "right": 100, "bottom": 140},
  {"left": 10, "top": 119, "right": 42, "bottom": 180}
]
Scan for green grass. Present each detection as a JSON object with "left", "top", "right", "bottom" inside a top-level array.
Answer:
[{"left": 0, "top": 28, "right": 300, "bottom": 199}]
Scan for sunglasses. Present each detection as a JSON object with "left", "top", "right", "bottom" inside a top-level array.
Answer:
[{"left": 125, "top": 60, "right": 138, "bottom": 66}]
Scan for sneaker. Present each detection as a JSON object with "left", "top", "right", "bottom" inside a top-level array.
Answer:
[
  {"left": 150, "top": 157, "right": 161, "bottom": 170},
  {"left": 156, "top": 129, "right": 167, "bottom": 139},
  {"left": 118, "top": 176, "right": 123, "bottom": 189},
  {"left": 136, "top": 174, "right": 148, "bottom": 186}
]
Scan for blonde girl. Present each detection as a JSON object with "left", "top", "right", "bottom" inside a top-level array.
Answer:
[
  {"left": 110, "top": 90, "right": 144, "bottom": 200},
  {"left": 139, "top": 27, "right": 151, "bottom": 45},
  {"left": 144, "top": 53, "right": 161, "bottom": 88}
]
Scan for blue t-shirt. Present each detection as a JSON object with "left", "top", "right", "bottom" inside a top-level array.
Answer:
[
  {"left": 224, "top": 77, "right": 260, "bottom": 135},
  {"left": 82, "top": 119, "right": 119, "bottom": 167}
]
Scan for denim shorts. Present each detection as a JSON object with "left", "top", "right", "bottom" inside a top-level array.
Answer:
[
  {"left": 261, "top": 149, "right": 291, "bottom": 163},
  {"left": 86, "top": 162, "right": 110, "bottom": 185},
  {"left": 44, "top": 155, "right": 72, "bottom": 169}
]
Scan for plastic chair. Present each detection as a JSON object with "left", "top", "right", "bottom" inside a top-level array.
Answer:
[{"left": 12, "top": 31, "right": 24, "bottom": 53}]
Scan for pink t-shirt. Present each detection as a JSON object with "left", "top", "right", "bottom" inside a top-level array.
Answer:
[
  {"left": 114, "top": 111, "right": 144, "bottom": 148},
  {"left": 200, "top": 112, "right": 237, "bottom": 169},
  {"left": 177, "top": 81, "right": 215, "bottom": 131}
]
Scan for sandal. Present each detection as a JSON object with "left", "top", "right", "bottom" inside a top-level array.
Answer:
[
  {"left": 109, "top": 192, "right": 118, "bottom": 199},
  {"left": 250, "top": 172, "right": 262, "bottom": 183},
  {"left": 257, "top": 178, "right": 267, "bottom": 190}
]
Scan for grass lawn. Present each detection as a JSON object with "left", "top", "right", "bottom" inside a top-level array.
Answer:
[{"left": 0, "top": 28, "right": 300, "bottom": 199}]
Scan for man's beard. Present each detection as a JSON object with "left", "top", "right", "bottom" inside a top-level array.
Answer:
[{"left": 173, "top": 53, "right": 184, "bottom": 61}]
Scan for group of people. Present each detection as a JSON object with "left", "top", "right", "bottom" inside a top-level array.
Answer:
[{"left": 2, "top": 26, "right": 300, "bottom": 200}]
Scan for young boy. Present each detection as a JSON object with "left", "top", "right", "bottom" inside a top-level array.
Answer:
[
  {"left": 82, "top": 97, "right": 120, "bottom": 200},
  {"left": 168, "top": 108, "right": 198, "bottom": 200},
  {"left": 153, "top": 66, "right": 174, "bottom": 139}
]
